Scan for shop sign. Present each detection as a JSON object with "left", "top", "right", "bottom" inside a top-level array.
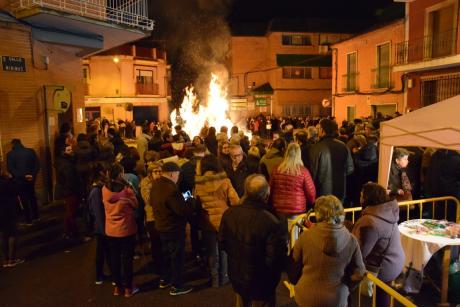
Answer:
[
  {"left": 255, "top": 97, "right": 267, "bottom": 106},
  {"left": 2, "top": 56, "right": 26, "bottom": 72}
]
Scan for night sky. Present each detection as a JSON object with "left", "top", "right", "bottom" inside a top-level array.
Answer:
[
  {"left": 228, "top": 0, "right": 399, "bottom": 22},
  {"left": 148, "top": 0, "right": 403, "bottom": 105}
]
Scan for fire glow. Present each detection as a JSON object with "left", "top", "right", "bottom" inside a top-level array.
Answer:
[{"left": 171, "top": 74, "right": 234, "bottom": 138}]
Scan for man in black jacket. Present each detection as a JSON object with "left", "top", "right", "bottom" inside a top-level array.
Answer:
[
  {"left": 150, "top": 162, "right": 193, "bottom": 296},
  {"left": 219, "top": 174, "right": 286, "bottom": 306},
  {"left": 6, "top": 139, "right": 40, "bottom": 224},
  {"left": 179, "top": 144, "right": 206, "bottom": 260},
  {"left": 309, "top": 119, "right": 354, "bottom": 202},
  {"left": 224, "top": 145, "right": 257, "bottom": 197}
]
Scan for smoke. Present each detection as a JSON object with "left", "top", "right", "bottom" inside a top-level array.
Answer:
[{"left": 150, "top": 0, "right": 234, "bottom": 103}]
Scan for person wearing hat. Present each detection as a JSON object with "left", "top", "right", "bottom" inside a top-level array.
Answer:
[{"left": 150, "top": 162, "right": 193, "bottom": 296}]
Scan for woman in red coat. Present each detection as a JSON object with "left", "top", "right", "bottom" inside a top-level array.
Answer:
[{"left": 270, "top": 143, "right": 316, "bottom": 240}]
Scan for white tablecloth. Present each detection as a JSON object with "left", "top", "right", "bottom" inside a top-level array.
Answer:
[{"left": 399, "top": 219, "right": 460, "bottom": 271}]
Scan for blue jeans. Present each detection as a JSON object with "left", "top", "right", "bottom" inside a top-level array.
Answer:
[{"left": 160, "top": 232, "right": 185, "bottom": 288}]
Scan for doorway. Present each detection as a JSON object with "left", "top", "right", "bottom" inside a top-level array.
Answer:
[{"left": 371, "top": 104, "right": 397, "bottom": 118}]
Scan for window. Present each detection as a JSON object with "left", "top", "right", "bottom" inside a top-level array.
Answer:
[
  {"left": 282, "top": 104, "right": 312, "bottom": 116},
  {"left": 344, "top": 52, "right": 357, "bottom": 91},
  {"left": 83, "top": 66, "right": 89, "bottom": 83},
  {"left": 85, "top": 107, "right": 100, "bottom": 121},
  {"left": 371, "top": 104, "right": 396, "bottom": 118},
  {"left": 346, "top": 106, "right": 356, "bottom": 122},
  {"left": 319, "top": 67, "right": 332, "bottom": 79},
  {"left": 83, "top": 66, "right": 90, "bottom": 95},
  {"left": 428, "top": 3, "right": 456, "bottom": 58},
  {"left": 374, "top": 43, "right": 391, "bottom": 88},
  {"left": 136, "top": 68, "right": 158, "bottom": 95},
  {"left": 282, "top": 67, "right": 312, "bottom": 79},
  {"left": 282, "top": 34, "right": 312, "bottom": 46},
  {"left": 319, "top": 34, "right": 342, "bottom": 45},
  {"left": 136, "top": 69, "right": 154, "bottom": 84},
  {"left": 421, "top": 75, "right": 460, "bottom": 106}
]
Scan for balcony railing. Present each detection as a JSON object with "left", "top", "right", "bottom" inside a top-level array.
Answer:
[
  {"left": 136, "top": 82, "right": 159, "bottom": 95},
  {"left": 10, "top": 0, "right": 154, "bottom": 30},
  {"left": 371, "top": 66, "right": 392, "bottom": 89},
  {"left": 395, "top": 29, "right": 456, "bottom": 65},
  {"left": 342, "top": 72, "right": 359, "bottom": 92}
]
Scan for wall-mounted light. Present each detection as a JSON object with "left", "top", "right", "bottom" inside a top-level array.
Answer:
[
  {"left": 113, "top": 57, "right": 120, "bottom": 63},
  {"left": 407, "top": 78, "right": 413, "bottom": 89}
]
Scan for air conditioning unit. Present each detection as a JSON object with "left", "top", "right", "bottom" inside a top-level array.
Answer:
[{"left": 319, "top": 45, "right": 329, "bottom": 54}]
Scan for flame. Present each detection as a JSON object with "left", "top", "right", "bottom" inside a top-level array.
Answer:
[{"left": 170, "top": 73, "right": 236, "bottom": 138}]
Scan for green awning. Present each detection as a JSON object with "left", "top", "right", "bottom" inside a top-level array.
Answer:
[
  {"left": 276, "top": 54, "right": 332, "bottom": 67},
  {"left": 251, "top": 82, "right": 274, "bottom": 94}
]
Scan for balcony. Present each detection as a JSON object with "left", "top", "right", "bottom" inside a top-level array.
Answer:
[
  {"left": 9, "top": 0, "right": 153, "bottom": 30},
  {"left": 371, "top": 66, "right": 392, "bottom": 89},
  {"left": 395, "top": 29, "right": 456, "bottom": 65},
  {"left": 342, "top": 73, "right": 359, "bottom": 92},
  {"left": 136, "top": 82, "right": 159, "bottom": 95}
]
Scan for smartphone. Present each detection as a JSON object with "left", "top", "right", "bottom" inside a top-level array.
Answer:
[{"left": 182, "top": 190, "right": 192, "bottom": 201}]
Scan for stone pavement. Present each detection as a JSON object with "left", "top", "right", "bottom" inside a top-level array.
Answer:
[{"left": 0, "top": 240, "right": 295, "bottom": 307}]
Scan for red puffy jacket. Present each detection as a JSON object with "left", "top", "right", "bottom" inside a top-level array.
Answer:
[{"left": 270, "top": 166, "right": 316, "bottom": 215}]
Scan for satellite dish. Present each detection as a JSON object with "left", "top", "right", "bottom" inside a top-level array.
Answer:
[{"left": 53, "top": 88, "right": 71, "bottom": 113}]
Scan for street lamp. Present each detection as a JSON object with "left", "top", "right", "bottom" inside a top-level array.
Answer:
[{"left": 112, "top": 57, "right": 121, "bottom": 97}]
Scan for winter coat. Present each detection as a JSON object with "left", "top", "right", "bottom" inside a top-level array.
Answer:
[
  {"left": 354, "top": 143, "right": 379, "bottom": 185},
  {"left": 88, "top": 183, "right": 105, "bottom": 235},
  {"left": 54, "top": 155, "right": 81, "bottom": 199},
  {"left": 388, "top": 162, "right": 412, "bottom": 201},
  {"left": 140, "top": 176, "right": 155, "bottom": 222},
  {"left": 224, "top": 158, "right": 255, "bottom": 197},
  {"left": 309, "top": 136, "right": 354, "bottom": 200},
  {"left": 288, "top": 222, "right": 365, "bottom": 307},
  {"left": 246, "top": 155, "right": 261, "bottom": 175},
  {"left": 426, "top": 150, "right": 460, "bottom": 200},
  {"left": 260, "top": 148, "right": 283, "bottom": 180},
  {"left": 270, "top": 167, "right": 316, "bottom": 215},
  {"left": 6, "top": 143, "right": 39, "bottom": 179},
  {"left": 102, "top": 185, "right": 138, "bottom": 237},
  {"left": 219, "top": 154, "right": 231, "bottom": 170},
  {"left": 179, "top": 156, "right": 201, "bottom": 193},
  {"left": 219, "top": 198, "right": 286, "bottom": 300},
  {"left": 352, "top": 200, "right": 405, "bottom": 282},
  {"left": 150, "top": 176, "right": 191, "bottom": 234},
  {"left": 194, "top": 171, "right": 239, "bottom": 231},
  {"left": 299, "top": 143, "right": 313, "bottom": 172},
  {"left": 74, "top": 140, "right": 95, "bottom": 190}
]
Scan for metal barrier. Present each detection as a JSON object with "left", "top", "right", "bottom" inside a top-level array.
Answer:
[
  {"left": 286, "top": 196, "right": 460, "bottom": 307},
  {"left": 359, "top": 273, "right": 417, "bottom": 307}
]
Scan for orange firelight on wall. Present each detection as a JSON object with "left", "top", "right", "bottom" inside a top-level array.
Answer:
[{"left": 113, "top": 57, "right": 120, "bottom": 63}]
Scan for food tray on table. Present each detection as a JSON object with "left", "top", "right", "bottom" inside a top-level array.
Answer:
[{"left": 401, "top": 219, "right": 460, "bottom": 238}]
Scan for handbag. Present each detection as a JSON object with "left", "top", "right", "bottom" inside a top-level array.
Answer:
[
  {"left": 401, "top": 263, "right": 424, "bottom": 294},
  {"left": 359, "top": 224, "right": 396, "bottom": 297}
]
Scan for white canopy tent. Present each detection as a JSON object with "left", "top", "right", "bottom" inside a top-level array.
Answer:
[{"left": 378, "top": 95, "right": 460, "bottom": 187}]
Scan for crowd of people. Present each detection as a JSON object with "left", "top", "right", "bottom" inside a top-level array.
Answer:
[{"left": 0, "top": 112, "right": 459, "bottom": 306}]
